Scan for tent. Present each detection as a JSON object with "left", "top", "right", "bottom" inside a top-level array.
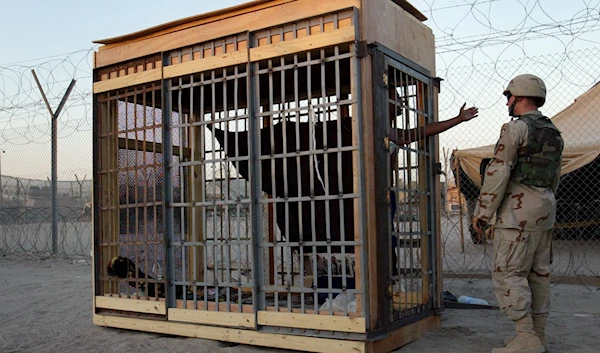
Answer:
[{"left": 452, "top": 82, "right": 600, "bottom": 230}]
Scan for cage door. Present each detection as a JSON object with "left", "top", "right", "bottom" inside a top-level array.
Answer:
[{"left": 372, "top": 47, "right": 439, "bottom": 327}]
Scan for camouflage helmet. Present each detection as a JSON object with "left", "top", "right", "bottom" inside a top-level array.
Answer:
[{"left": 503, "top": 74, "right": 546, "bottom": 106}]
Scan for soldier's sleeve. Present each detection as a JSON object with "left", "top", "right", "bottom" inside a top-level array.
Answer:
[{"left": 473, "top": 122, "right": 524, "bottom": 221}]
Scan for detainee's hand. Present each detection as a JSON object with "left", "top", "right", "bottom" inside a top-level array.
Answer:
[
  {"left": 458, "top": 103, "right": 479, "bottom": 122},
  {"left": 472, "top": 216, "right": 484, "bottom": 236}
]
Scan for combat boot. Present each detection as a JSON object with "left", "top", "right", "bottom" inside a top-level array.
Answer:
[
  {"left": 503, "top": 316, "right": 548, "bottom": 351},
  {"left": 492, "top": 316, "right": 545, "bottom": 353}
]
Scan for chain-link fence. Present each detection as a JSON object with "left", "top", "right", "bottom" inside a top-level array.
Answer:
[
  {"left": 438, "top": 48, "right": 600, "bottom": 283},
  {"left": 0, "top": 175, "right": 92, "bottom": 258}
]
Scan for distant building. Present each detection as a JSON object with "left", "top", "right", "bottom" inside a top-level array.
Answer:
[{"left": 445, "top": 184, "right": 466, "bottom": 216}]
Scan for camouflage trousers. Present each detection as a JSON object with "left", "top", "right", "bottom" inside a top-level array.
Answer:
[{"left": 492, "top": 228, "right": 553, "bottom": 321}]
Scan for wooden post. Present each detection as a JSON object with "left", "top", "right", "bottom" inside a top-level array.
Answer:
[{"left": 455, "top": 159, "right": 465, "bottom": 253}]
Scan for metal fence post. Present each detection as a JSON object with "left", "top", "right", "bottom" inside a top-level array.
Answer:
[{"left": 31, "top": 70, "right": 76, "bottom": 255}]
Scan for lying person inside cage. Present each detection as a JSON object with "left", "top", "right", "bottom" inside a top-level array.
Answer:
[{"left": 107, "top": 256, "right": 193, "bottom": 300}]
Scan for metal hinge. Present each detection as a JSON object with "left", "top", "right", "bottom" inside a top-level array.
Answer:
[
  {"left": 357, "top": 40, "right": 368, "bottom": 58},
  {"left": 433, "top": 77, "right": 443, "bottom": 93},
  {"left": 434, "top": 162, "right": 445, "bottom": 176}
]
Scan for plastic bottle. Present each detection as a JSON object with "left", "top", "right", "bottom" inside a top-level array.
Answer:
[{"left": 458, "top": 295, "right": 489, "bottom": 306}]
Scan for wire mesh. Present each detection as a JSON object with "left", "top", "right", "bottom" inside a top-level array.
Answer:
[
  {"left": 438, "top": 48, "right": 600, "bottom": 282},
  {"left": 0, "top": 176, "right": 92, "bottom": 258}
]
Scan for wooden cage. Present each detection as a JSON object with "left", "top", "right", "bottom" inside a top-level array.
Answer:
[{"left": 92, "top": 1, "right": 442, "bottom": 352}]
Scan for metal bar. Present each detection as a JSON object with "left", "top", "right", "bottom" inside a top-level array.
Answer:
[
  {"left": 334, "top": 46, "right": 348, "bottom": 312},
  {"left": 200, "top": 71, "right": 209, "bottom": 312},
  {"left": 266, "top": 57, "right": 278, "bottom": 308},
  {"left": 278, "top": 55, "right": 293, "bottom": 310},
  {"left": 249, "top": 32, "right": 265, "bottom": 315},
  {"left": 318, "top": 47, "right": 334, "bottom": 315},
  {"left": 222, "top": 66, "right": 232, "bottom": 311},
  {"left": 162, "top": 53, "right": 176, "bottom": 309},
  {"left": 132, "top": 86, "right": 140, "bottom": 298},
  {"left": 51, "top": 97, "right": 60, "bottom": 255},
  {"left": 306, "top": 50, "right": 320, "bottom": 313},
  {"left": 30, "top": 70, "right": 54, "bottom": 116},
  {"left": 188, "top": 70, "right": 198, "bottom": 309},
  {"left": 142, "top": 85, "right": 150, "bottom": 300},
  {"left": 210, "top": 69, "right": 219, "bottom": 304},
  {"left": 177, "top": 76, "right": 187, "bottom": 307},
  {"left": 53, "top": 79, "right": 77, "bottom": 119},
  {"left": 92, "top": 70, "right": 102, "bottom": 297},
  {"left": 293, "top": 52, "right": 308, "bottom": 313},
  {"left": 31, "top": 70, "right": 76, "bottom": 255},
  {"left": 426, "top": 77, "right": 441, "bottom": 311}
]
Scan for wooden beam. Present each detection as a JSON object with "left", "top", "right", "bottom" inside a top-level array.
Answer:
[
  {"left": 169, "top": 308, "right": 255, "bottom": 328},
  {"left": 94, "top": 0, "right": 295, "bottom": 47},
  {"left": 99, "top": 101, "right": 120, "bottom": 295},
  {"left": 348, "top": 34, "right": 364, "bottom": 321},
  {"left": 188, "top": 117, "right": 206, "bottom": 295},
  {"left": 95, "top": 296, "right": 166, "bottom": 315},
  {"left": 175, "top": 300, "right": 255, "bottom": 313},
  {"left": 257, "top": 311, "right": 366, "bottom": 333},
  {"left": 163, "top": 51, "right": 249, "bottom": 79},
  {"left": 94, "top": 0, "right": 360, "bottom": 68},
  {"left": 365, "top": 314, "right": 440, "bottom": 353},
  {"left": 360, "top": 49, "right": 378, "bottom": 331},
  {"left": 94, "top": 314, "right": 366, "bottom": 353},
  {"left": 118, "top": 137, "right": 191, "bottom": 158},
  {"left": 249, "top": 26, "right": 356, "bottom": 62},
  {"left": 93, "top": 68, "right": 162, "bottom": 94}
]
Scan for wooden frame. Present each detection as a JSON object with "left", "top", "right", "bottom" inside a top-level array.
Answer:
[
  {"left": 95, "top": 296, "right": 167, "bottom": 315},
  {"left": 93, "top": 1, "right": 439, "bottom": 352},
  {"left": 249, "top": 26, "right": 355, "bottom": 61},
  {"left": 257, "top": 311, "right": 366, "bottom": 333},
  {"left": 169, "top": 308, "right": 255, "bottom": 328},
  {"left": 94, "top": 313, "right": 367, "bottom": 353},
  {"left": 93, "top": 313, "right": 440, "bottom": 353},
  {"left": 93, "top": 68, "right": 161, "bottom": 93},
  {"left": 163, "top": 51, "right": 249, "bottom": 79}
]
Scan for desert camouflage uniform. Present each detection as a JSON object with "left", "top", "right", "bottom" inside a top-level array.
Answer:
[{"left": 473, "top": 110, "right": 563, "bottom": 322}]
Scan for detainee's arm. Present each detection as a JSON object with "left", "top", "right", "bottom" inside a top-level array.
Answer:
[
  {"left": 390, "top": 104, "right": 478, "bottom": 145},
  {"left": 473, "top": 122, "right": 525, "bottom": 222}
]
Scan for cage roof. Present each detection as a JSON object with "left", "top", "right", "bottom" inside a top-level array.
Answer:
[{"left": 93, "top": 0, "right": 426, "bottom": 46}]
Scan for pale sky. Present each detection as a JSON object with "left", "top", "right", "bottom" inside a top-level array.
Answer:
[{"left": 1, "top": 0, "right": 599, "bottom": 179}]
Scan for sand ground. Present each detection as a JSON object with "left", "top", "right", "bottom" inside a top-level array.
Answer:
[{"left": 1, "top": 256, "right": 599, "bottom": 353}]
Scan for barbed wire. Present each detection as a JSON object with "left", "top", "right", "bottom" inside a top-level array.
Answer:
[
  {"left": 0, "top": 47, "right": 95, "bottom": 145},
  {"left": 0, "top": 207, "right": 92, "bottom": 260},
  {"left": 416, "top": 0, "right": 600, "bottom": 85}
]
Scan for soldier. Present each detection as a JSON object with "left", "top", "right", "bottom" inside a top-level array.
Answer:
[{"left": 472, "top": 74, "right": 563, "bottom": 353}]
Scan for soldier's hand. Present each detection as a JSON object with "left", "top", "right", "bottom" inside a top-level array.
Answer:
[
  {"left": 458, "top": 103, "right": 479, "bottom": 122},
  {"left": 472, "top": 216, "right": 484, "bottom": 235}
]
